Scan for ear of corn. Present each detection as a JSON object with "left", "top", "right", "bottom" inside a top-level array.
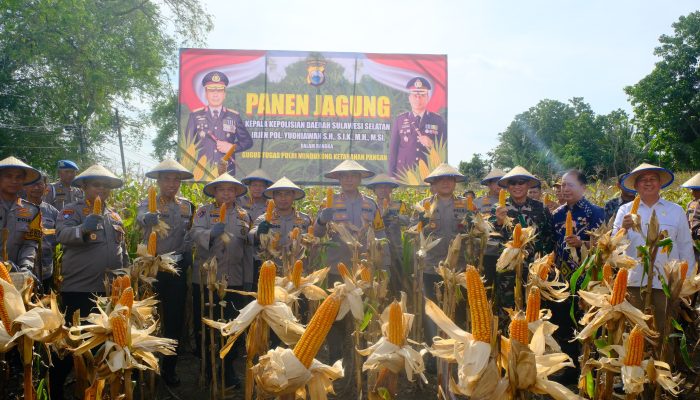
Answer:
[
  {"left": 270, "top": 232, "right": 281, "bottom": 250},
  {"left": 423, "top": 200, "right": 432, "bottom": 212},
  {"left": 290, "top": 227, "right": 300, "bottom": 241},
  {"left": 680, "top": 261, "right": 689, "bottom": 281},
  {"left": 465, "top": 266, "right": 492, "bottom": 343},
  {"left": 148, "top": 186, "right": 157, "bottom": 213},
  {"left": 509, "top": 314, "right": 529, "bottom": 345},
  {"left": 417, "top": 221, "right": 423, "bottom": 233},
  {"left": 630, "top": 195, "right": 641, "bottom": 215},
  {"left": 257, "top": 261, "right": 276, "bottom": 306},
  {"left": 467, "top": 195, "right": 475, "bottom": 211},
  {"left": 265, "top": 200, "right": 275, "bottom": 222},
  {"left": 499, "top": 189, "right": 507, "bottom": 207},
  {"left": 0, "top": 284, "right": 14, "bottom": 335},
  {"left": 337, "top": 262, "right": 351, "bottom": 280},
  {"left": 565, "top": 211, "right": 573, "bottom": 236},
  {"left": 118, "top": 287, "right": 134, "bottom": 312},
  {"left": 92, "top": 196, "right": 102, "bottom": 215},
  {"left": 307, "top": 225, "right": 314, "bottom": 237},
  {"left": 387, "top": 301, "right": 405, "bottom": 346},
  {"left": 293, "top": 294, "right": 341, "bottom": 368},
  {"left": 219, "top": 203, "right": 228, "bottom": 224},
  {"left": 512, "top": 223, "right": 523, "bottom": 248},
  {"left": 111, "top": 276, "right": 131, "bottom": 305},
  {"left": 0, "top": 262, "right": 11, "bottom": 283},
  {"left": 291, "top": 260, "right": 303, "bottom": 288},
  {"left": 147, "top": 232, "right": 157, "bottom": 256},
  {"left": 359, "top": 266, "right": 371, "bottom": 283},
  {"left": 525, "top": 287, "right": 541, "bottom": 323},
  {"left": 538, "top": 253, "right": 554, "bottom": 280},
  {"left": 222, "top": 143, "right": 237, "bottom": 162},
  {"left": 610, "top": 268, "right": 629, "bottom": 306},
  {"left": 623, "top": 325, "right": 644, "bottom": 366},
  {"left": 325, "top": 188, "right": 334, "bottom": 209},
  {"left": 602, "top": 263, "right": 613, "bottom": 285},
  {"left": 110, "top": 314, "right": 130, "bottom": 347}
]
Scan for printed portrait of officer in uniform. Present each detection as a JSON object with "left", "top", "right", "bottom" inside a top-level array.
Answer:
[
  {"left": 388, "top": 77, "right": 447, "bottom": 178},
  {"left": 184, "top": 71, "right": 253, "bottom": 175}
]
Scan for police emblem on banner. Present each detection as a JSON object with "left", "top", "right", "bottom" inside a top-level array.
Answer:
[{"left": 306, "top": 60, "right": 326, "bottom": 87}]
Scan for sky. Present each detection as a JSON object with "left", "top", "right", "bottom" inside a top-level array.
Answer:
[{"left": 109, "top": 0, "right": 699, "bottom": 172}]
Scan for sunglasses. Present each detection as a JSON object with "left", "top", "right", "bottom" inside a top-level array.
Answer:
[{"left": 508, "top": 180, "right": 529, "bottom": 186}]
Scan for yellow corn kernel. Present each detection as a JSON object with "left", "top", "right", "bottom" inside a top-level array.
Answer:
[
  {"left": 265, "top": 200, "right": 275, "bottom": 222},
  {"left": 325, "top": 188, "right": 334, "bottom": 209},
  {"left": 0, "top": 262, "right": 11, "bottom": 283},
  {"left": 219, "top": 203, "right": 228, "bottom": 224},
  {"left": 257, "top": 261, "right": 276, "bottom": 306},
  {"left": 118, "top": 287, "right": 134, "bottom": 312},
  {"left": 148, "top": 186, "right": 157, "bottom": 213},
  {"left": 509, "top": 314, "right": 529, "bottom": 345},
  {"left": 387, "top": 301, "right": 405, "bottom": 346},
  {"left": 630, "top": 195, "right": 641, "bottom": 215},
  {"left": 565, "top": 211, "right": 573, "bottom": 237},
  {"left": 623, "top": 325, "right": 644, "bottom": 366},
  {"left": 307, "top": 225, "right": 315, "bottom": 237},
  {"left": 499, "top": 189, "right": 507, "bottom": 207},
  {"left": 293, "top": 294, "right": 341, "bottom": 368},
  {"left": 359, "top": 266, "right": 371, "bottom": 283},
  {"left": 680, "top": 261, "right": 688, "bottom": 282},
  {"left": 290, "top": 227, "right": 300, "bottom": 241},
  {"left": 222, "top": 143, "right": 237, "bottom": 162},
  {"left": 147, "top": 231, "right": 157, "bottom": 256},
  {"left": 337, "top": 262, "right": 351, "bottom": 280},
  {"left": 110, "top": 314, "right": 130, "bottom": 347},
  {"left": 465, "top": 266, "right": 492, "bottom": 343},
  {"left": 512, "top": 223, "right": 523, "bottom": 248},
  {"left": 602, "top": 263, "right": 613, "bottom": 285},
  {"left": 111, "top": 276, "right": 131, "bottom": 305},
  {"left": 0, "top": 284, "right": 15, "bottom": 335},
  {"left": 538, "top": 253, "right": 554, "bottom": 280},
  {"left": 525, "top": 287, "right": 541, "bottom": 323},
  {"left": 610, "top": 268, "right": 628, "bottom": 306},
  {"left": 92, "top": 196, "right": 102, "bottom": 215},
  {"left": 291, "top": 260, "right": 303, "bottom": 289},
  {"left": 467, "top": 195, "right": 475, "bottom": 211}
]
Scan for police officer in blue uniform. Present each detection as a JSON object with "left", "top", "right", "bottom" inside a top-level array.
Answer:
[
  {"left": 185, "top": 71, "right": 253, "bottom": 175},
  {"left": 44, "top": 160, "right": 83, "bottom": 211},
  {"left": 388, "top": 77, "right": 447, "bottom": 178}
]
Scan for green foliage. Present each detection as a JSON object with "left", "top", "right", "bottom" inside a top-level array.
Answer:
[
  {"left": 625, "top": 11, "right": 700, "bottom": 170},
  {"left": 458, "top": 153, "right": 489, "bottom": 183},
  {"left": 0, "top": 0, "right": 212, "bottom": 171}
]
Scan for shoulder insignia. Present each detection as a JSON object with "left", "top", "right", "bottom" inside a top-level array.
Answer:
[{"left": 192, "top": 107, "right": 205, "bottom": 112}]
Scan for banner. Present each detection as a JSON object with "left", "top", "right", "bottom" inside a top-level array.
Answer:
[{"left": 178, "top": 49, "right": 448, "bottom": 185}]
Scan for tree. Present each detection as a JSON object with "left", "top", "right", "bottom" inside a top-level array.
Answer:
[
  {"left": 0, "top": 0, "right": 212, "bottom": 172},
  {"left": 625, "top": 11, "right": 700, "bottom": 170},
  {"left": 459, "top": 153, "right": 489, "bottom": 183}
]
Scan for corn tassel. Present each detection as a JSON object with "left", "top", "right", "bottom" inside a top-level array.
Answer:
[
  {"left": 222, "top": 143, "right": 237, "bottom": 162},
  {"left": 630, "top": 195, "right": 641, "bottom": 215},
  {"left": 610, "top": 268, "right": 629, "bottom": 306},
  {"left": 623, "top": 325, "right": 644, "bottom": 366},
  {"left": 0, "top": 284, "right": 14, "bottom": 335},
  {"left": 293, "top": 294, "right": 341, "bottom": 368},
  {"left": 291, "top": 260, "right": 303, "bottom": 289},
  {"left": 512, "top": 223, "right": 523, "bottom": 248},
  {"left": 387, "top": 301, "right": 405, "bottom": 347},
  {"left": 565, "top": 210, "right": 573, "bottom": 236},
  {"left": 325, "top": 188, "right": 334, "bottom": 209},
  {"left": 147, "top": 231, "right": 157, "bottom": 256},
  {"left": 148, "top": 186, "right": 157, "bottom": 213},
  {"left": 525, "top": 287, "right": 541, "bottom": 323},
  {"left": 110, "top": 314, "right": 130, "bottom": 347},
  {"left": 0, "top": 262, "right": 11, "bottom": 283},
  {"left": 509, "top": 314, "right": 529, "bottom": 345},
  {"left": 219, "top": 202, "right": 228, "bottom": 223},
  {"left": 257, "top": 261, "right": 276, "bottom": 306},
  {"left": 465, "top": 266, "right": 492, "bottom": 343},
  {"left": 92, "top": 196, "right": 102, "bottom": 215},
  {"left": 337, "top": 262, "right": 351, "bottom": 280},
  {"left": 265, "top": 200, "right": 275, "bottom": 222},
  {"left": 602, "top": 263, "right": 613, "bottom": 285},
  {"left": 499, "top": 189, "right": 507, "bottom": 207}
]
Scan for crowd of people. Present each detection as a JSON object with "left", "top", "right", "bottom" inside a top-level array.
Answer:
[{"left": 0, "top": 154, "right": 699, "bottom": 398}]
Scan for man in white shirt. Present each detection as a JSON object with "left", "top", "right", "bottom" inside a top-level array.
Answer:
[{"left": 612, "top": 163, "right": 695, "bottom": 329}]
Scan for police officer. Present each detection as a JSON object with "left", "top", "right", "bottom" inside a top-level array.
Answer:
[
  {"left": 239, "top": 168, "right": 273, "bottom": 288},
  {"left": 185, "top": 71, "right": 253, "bottom": 175},
  {"left": 0, "top": 156, "right": 41, "bottom": 273},
  {"left": 24, "top": 172, "right": 59, "bottom": 290},
  {"left": 53, "top": 164, "right": 128, "bottom": 400},
  {"left": 136, "top": 159, "right": 195, "bottom": 386},
  {"left": 188, "top": 172, "right": 252, "bottom": 388},
  {"left": 475, "top": 168, "right": 505, "bottom": 214},
  {"left": 681, "top": 172, "right": 700, "bottom": 263},
  {"left": 388, "top": 77, "right": 447, "bottom": 178},
  {"left": 44, "top": 159, "right": 83, "bottom": 211},
  {"left": 250, "top": 176, "right": 311, "bottom": 266},
  {"left": 365, "top": 173, "right": 409, "bottom": 293}
]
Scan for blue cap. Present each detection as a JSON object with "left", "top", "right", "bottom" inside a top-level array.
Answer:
[
  {"left": 202, "top": 71, "right": 229, "bottom": 88},
  {"left": 406, "top": 77, "right": 431, "bottom": 92},
  {"left": 57, "top": 160, "right": 79, "bottom": 170}
]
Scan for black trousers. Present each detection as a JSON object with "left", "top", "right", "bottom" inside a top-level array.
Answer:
[
  {"left": 50, "top": 291, "right": 105, "bottom": 400},
  {"left": 547, "top": 297, "right": 582, "bottom": 385},
  {"left": 154, "top": 254, "right": 191, "bottom": 376}
]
